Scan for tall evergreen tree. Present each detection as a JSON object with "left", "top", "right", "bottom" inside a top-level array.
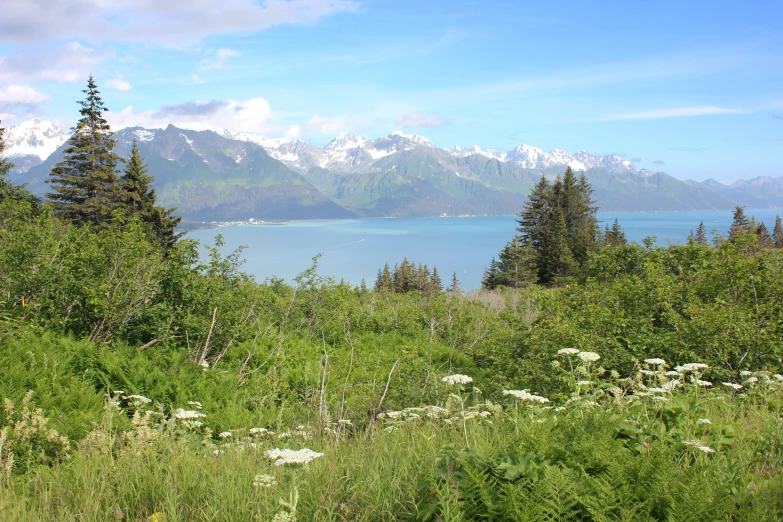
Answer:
[
  {"left": 47, "top": 76, "right": 122, "bottom": 226},
  {"left": 728, "top": 206, "right": 751, "bottom": 240},
  {"left": 449, "top": 272, "right": 460, "bottom": 293},
  {"left": 756, "top": 222, "right": 772, "bottom": 249},
  {"left": 517, "top": 174, "right": 552, "bottom": 252},
  {"left": 375, "top": 263, "right": 393, "bottom": 292},
  {"left": 694, "top": 221, "right": 708, "bottom": 246},
  {"left": 495, "top": 236, "right": 536, "bottom": 288},
  {"left": 604, "top": 218, "right": 627, "bottom": 247},
  {"left": 773, "top": 215, "right": 783, "bottom": 249},
  {"left": 430, "top": 266, "right": 443, "bottom": 292},
  {"left": 0, "top": 121, "right": 39, "bottom": 206},
  {"left": 539, "top": 206, "right": 577, "bottom": 283},
  {"left": 119, "top": 140, "right": 181, "bottom": 249}
]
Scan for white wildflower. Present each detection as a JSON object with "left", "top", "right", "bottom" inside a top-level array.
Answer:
[
  {"left": 646, "top": 387, "right": 668, "bottom": 393},
  {"left": 124, "top": 394, "right": 152, "bottom": 405},
  {"left": 651, "top": 396, "right": 669, "bottom": 402},
  {"left": 694, "top": 379, "right": 712, "bottom": 386},
  {"left": 644, "top": 358, "right": 667, "bottom": 366},
  {"left": 187, "top": 401, "right": 203, "bottom": 410},
  {"left": 173, "top": 408, "right": 206, "bottom": 420},
  {"left": 502, "top": 389, "right": 549, "bottom": 403},
  {"left": 740, "top": 371, "right": 753, "bottom": 377},
  {"left": 557, "top": 348, "right": 580, "bottom": 355},
  {"left": 442, "top": 374, "right": 473, "bottom": 386},
  {"left": 576, "top": 381, "right": 592, "bottom": 387},
  {"left": 664, "top": 371, "right": 680, "bottom": 377},
  {"left": 272, "top": 510, "right": 294, "bottom": 522},
  {"left": 218, "top": 432, "right": 232, "bottom": 439},
  {"left": 253, "top": 474, "right": 276, "bottom": 488},
  {"left": 695, "top": 445, "right": 716, "bottom": 454},
  {"left": 249, "top": 428, "right": 269, "bottom": 436},
  {"left": 744, "top": 376, "right": 758, "bottom": 384},
  {"left": 264, "top": 448, "right": 324, "bottom": 466},
  {"left": 723, "top": 382, "right": 743, "bottom": 390},
  {"left": 773, "top": 374, "right": 783, "bottom": 382},
  {"left": 577, "top": 352, "right": 601, "bottom": 362},
  {"left": 337, "top": 419, "right": 353, "bottom": 426},
  {"left": 676, "top": 363, "right": 709, "bottom": 373},
  {"left": 640, "top": 370, "right": 657, "bottom": 376},
  {"left": 199, "top": 360, "right": 209, "bottom": 369},
  {"left": 696, "top": 418, "right": 711, "bottom": 425},
  {"left": 113, "top": 390, "right": 125, "bottom": 395}
]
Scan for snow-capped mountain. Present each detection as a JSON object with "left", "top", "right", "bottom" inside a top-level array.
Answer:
[{"left": 4, "top": 119, "right": 68, "bottom": 159}]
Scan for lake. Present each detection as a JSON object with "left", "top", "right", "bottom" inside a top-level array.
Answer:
[{"left": 187, "top": 209, "right": 782, "bottom": 290}]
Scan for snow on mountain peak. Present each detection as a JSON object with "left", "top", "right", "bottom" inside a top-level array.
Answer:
[
  {"left": 4, "top": 118, "right": 68, "bottom": 159},
  {"left": 325, "top": 133, "right": 367, "bottom": 150},
  {"left": 221, "top": 129, "right": 290, "bottom": 149}
]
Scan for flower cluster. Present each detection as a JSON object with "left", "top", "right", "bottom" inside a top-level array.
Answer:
[
  {"left": 442, "top": 374, "right": 473, "bottom": 386},
  {"left": 264, "top": 448, "right": 324, "bottom": 466},
  {"left": 502, "top": 389, "right": 550, "bottom": 403},
  {"left": 253, "top": 473, "right": 277, "bottom": 488}
]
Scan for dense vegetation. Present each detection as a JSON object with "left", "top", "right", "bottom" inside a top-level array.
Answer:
[{"left": 1, "top": 81, "right": 783, "bottom": 521}]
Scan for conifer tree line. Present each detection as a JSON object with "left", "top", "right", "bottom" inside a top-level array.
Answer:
[
  {"left": 374, "top": 258, "right": 444, "bottom": 294},
  {"left": 483, "top": 167, "right": 601, "bottom": 288},
  {"left": 701, "top": 206, "right": 783, "bottom": 249},
  {"left": 0, "top": 121, "right": 39, "bottom": 207},
  {"left": 45, "top": 76, "right": 180, "bottom": 248}
]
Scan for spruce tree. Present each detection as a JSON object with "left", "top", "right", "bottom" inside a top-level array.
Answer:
[
  {"left": 756, "top": 222, "right": 772, "bottom": 249},
  {"left": 47, "top": 76, "right": 122, "bottom": 226},
  {"left": 517, "top": 174, "right": 552, "bottom": 252},
  {"left": 773, "top": 215, "right": 783, "bottom": 249},
  {"left": 605, "top": 218, "right": 627, "bottom": 247},
  {"left": 119, "top": 140, "right": 181, "bottom": 249},
  {"left": 728, "top": 206, "right": 750, "bottom": 240},
  {"left": 694, "top": 221, "right": 708, "bottom": 246},
  {"left": 540, "top": 206, "right": 577, "bottom": 283},
  {"left": 482, "top": 258, "right": 501, "bottom": 290},
  {"left": 449, "top": 272, "right": 460, "bottom": 293},
  {"left": 375, "top": 263, "right": 393, "bottom": 292},
  {"left": 430, "top": 266, "right": 443, "bottom": 292},
  {"left": 494, "top": 236, "right": 535, "bottom": 288},
  {"left": 360, "top": 278, "right": 368, "bottom": 292}
]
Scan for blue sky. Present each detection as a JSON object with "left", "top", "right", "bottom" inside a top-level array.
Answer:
[{"left": 1, "top": 0, "right": 781, "bottom": 182}]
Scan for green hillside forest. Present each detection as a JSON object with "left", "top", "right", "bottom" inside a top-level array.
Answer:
[{"left": 1, "top": 79, "right": 782, "bottom": 521}]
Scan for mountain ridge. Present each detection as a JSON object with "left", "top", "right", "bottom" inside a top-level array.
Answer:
[{"left": 6, "top": 118, "right": 783, "bottom": 220}]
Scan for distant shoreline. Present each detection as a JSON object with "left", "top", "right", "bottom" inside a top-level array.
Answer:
[{"left": 178, "top": 207, "right": 782, "bottom": 232}]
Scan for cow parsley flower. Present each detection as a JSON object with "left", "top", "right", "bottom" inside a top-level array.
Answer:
[
  {"left": 644, "top": 358, "right": 667, "bottom": 366},
  {"left": 187, "top": 401, "right": 203, "bottom": 410},
  {"left": 173, "top": 409, "right": 206, "bottom": 420},
  {"left": 218, "top": 432, "right": 232, "bottom": 439},
  {"left": 502, "top": 389, "right": 549, "bottom": 403},
  {"left": 577, "top": 352, "right": 601, "bottom": 362},
  {"left": 264, "top": 448, "right": 324, "bottom": 466},
  {"left": 696, "top": 418, "right": 711, "bottom": 425},
  {"left": 253, "top": 474, "right": 276, "bottom": 488},
  {"left": 664, "top": 371, "right": 680, "bottom": 377},
  {"left": 576, "top": 380, "right": 592, "bottom": 387},
  {"left": 557, "top": 348, "right": 580, "bottom": 356},
  {"left": 694, "top": 379, "right": 712, "bottom": 386},
  {"left": 249, "top": 427, "right": 269, "bottom": 436},
  {"left": 676, "top": 363, "right": 709, "bottom": 373},
  {"left": 744, "top": 376, "right": 758, "bottom": 384},
  {"left": 696, "top": 445, "right": 716, "bottom": 453},
  {"left": 123, "top": 395, "right": 152, "bottom": 405},
  {"left": 442, "top": 374, "right": 473, "bottom": 386},
  {"left": 722, "top": 382, "right": 743, "bottom": 390}
]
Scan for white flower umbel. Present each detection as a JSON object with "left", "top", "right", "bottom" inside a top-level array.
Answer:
[
  {"left": 173, "top": 408, "right": 206, "bottom": 420},
  {"left": 265, "top": 448, "right": 324, "bottom": 467},
  {"left": 675, "top": 363, "right": 709, "bottom": 373},
  {"left": 187, "top": 401, "right": 203, "bottom": 410},
  {"left": 644, "top": 358, "right": 667, "bottom": 366},
  {"left": 502, "top": 389, "right": 549, "bottom": 403},
  {"left": 695, "top": 445, "right": 716, "bottom": 454},
  {"left": 722, "top": 382, "right": 743, "bottom": 390},
  {"left": 442, "top": 374, "right": 473, "bottom": 386},
  {"left": 253, "top": 473, "right": 277, "bottom": 488},
  {"left": 123, "top": 394, "right": 152, "bottom": 405},
  {"left": 575, "top": 381, "right": 592, "bottom": 387},
  {"left": 696, "top": 418, "right": 711, "bottom": 425},
  {"left": 577, "top": 352, "right": 601, "bottom": 362},
  {"left": 218, "top": 431, "right": 232, "bottom": 439},
  {"left": 557, "top": 348, "right": 580, "bottom": 356}
]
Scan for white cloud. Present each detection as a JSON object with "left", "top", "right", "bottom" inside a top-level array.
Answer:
[
  {"left": 1, "top": 0, "right": 361, "bottom": 47},
  {"left": 0, "top": 42, "right": 110, "bottom": 84},
  {"left": 0, "top": 84, "right": 51, "bottom": 104},
  {"left": 599, "top": 106, "right": 743, "bottom": 121},
  {"left": 107, "top": 97, "right": 274, "bottom": 133},
  {"left": 106, "top": 75, "right": 132, "bottom": 91},
  {"left": 306, "top": 114, "right": 351, "bottom": 134},
  {"left": 199, "top": 48, "right": 240, "bottom": 71},
  {"left": 395, "top": 112, "right": 447, "bottom": 128},
  {"left": 191, "top": 74, "right": 207, "bottom": 84}
]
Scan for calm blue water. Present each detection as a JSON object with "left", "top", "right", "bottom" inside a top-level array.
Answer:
[{"left": 187, "top": 209, "right": 782, "bottom": 290}]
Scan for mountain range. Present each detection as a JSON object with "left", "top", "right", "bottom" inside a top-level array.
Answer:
[{"left": 5, "top": 119, "right": 783, "bottom": 221}]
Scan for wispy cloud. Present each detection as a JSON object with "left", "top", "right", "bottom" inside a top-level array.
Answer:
[
  {"left": 599, "top": 106, "right": 743, "bottom": 121},
  {"left": 0, "top": 0, "right": 362, "bottom": 47},
  {"left": 306, "top": 114, "right": 351, "bottom": 134},
  {"left": 199, "top": 49, "right": 240, "bottom": 71},
  {"left": 653, "top": 160, "right": 666, "bottom": 165},
  {"left": 396, "top": 112, "right": 448, "bottom": 129},
  {"left": 0, "top": 84, "right": 51, "bottom": 120},
  {"left": 106, "top": 75, "right": 132, "bottom": 91}
]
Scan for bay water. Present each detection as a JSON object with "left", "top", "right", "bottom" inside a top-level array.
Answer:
[{"left": 187, "top": 209, "right": 782, "bottom": 290}]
